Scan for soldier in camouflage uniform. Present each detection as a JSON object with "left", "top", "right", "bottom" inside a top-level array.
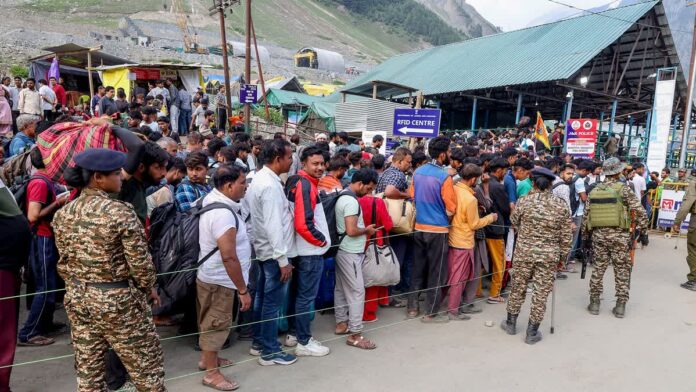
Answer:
[
  {"left": 501, "top": 167, "right": 573, "bottom": 344},
  {"left": 583, "top": 157, "right": 647, "bottom": 318},
  {"left": 52, "top": 149, "right": 166, "bottom": 392},
  {"left": 673, "top": 172, "right": 696, "bottom": 291}
]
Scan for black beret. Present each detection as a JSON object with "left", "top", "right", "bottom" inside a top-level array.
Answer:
[
  {"left": 531, "top": 167, "right": 556, "bottom": 180},
  {"left": 73, "top": 148, "right": 126, "bottom": 172}
]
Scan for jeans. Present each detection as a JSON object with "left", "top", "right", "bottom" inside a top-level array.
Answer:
[
  {"left": 178, "top": 109, "right": 192, "bottom": 136},
  {"left": 252, "top": 259, "right": 287, "bottom": 357},
  {"left": 391, "top": 235, "right": 413, "bottom": 294},
  {"left": 19, "top": 235, "right": 57, "bottom": 342},
  {"left": 287, "top": 255, "right": 323, "bottom": 345}
]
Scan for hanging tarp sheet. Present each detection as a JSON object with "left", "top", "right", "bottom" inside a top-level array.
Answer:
[
  {"left": 178, "top": 69, "right": 204, "bottom": 94},
  {"left": 101, "top": 68, "right": 131, "bottom": 96}
]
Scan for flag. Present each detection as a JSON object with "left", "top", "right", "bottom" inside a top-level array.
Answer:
[
  {"left": 535, "top": 111, "right": 551, "bottom": 149},
  {"left": 48, "top": 57, "right": 60, "bottom": 81}
]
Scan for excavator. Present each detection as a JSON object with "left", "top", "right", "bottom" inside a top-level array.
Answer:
[{"left": 171, "top": 0, "right": 208, "bottom": 54}]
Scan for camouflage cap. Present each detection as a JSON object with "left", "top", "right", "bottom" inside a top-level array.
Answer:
[{"left": 602, "top": 157, "right": 625, "bottom": 176}]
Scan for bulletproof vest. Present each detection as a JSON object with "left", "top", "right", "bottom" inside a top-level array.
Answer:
[{"left": 587, "top": 182, "right": 630, "bottom": 230}]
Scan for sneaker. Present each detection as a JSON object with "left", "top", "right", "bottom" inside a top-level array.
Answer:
[
  {"left": 258, "top": 352, "right": 298, "bottom": 366},
  {"left": 556, "top": 272, "right": 568, "bottom": 280},
  {"left": 249, "top": 344, "right": 262, "bottom": 356},
  {"left": 680, "top": 281, "right": 696, "bottom": 291},
  {"left": 459, "top": 304, "right": 483, "bottom": 314},
  {"left": 284, "top": 334, "right": 298, "bottom": 347},
  {"left": 295, "top": 337, "right": 330, "bottom": 357},
  {"left": 420, "top": 314, "right": 450, "bottom": 324}
]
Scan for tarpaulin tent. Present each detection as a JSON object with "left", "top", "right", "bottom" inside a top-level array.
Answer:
[
  {"left": 94, "top": 63, "right": 209, "bottom": 100},
  {"left": 298, "top": 101, "right": 336, "bottom": 133}
]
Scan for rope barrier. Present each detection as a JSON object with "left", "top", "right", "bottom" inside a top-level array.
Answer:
[
  {"left": 4, "top": 263, "right": 515, "bottom": 370},
  {"left": 0, "top": 223, "right": 515, "bottom": 301}
]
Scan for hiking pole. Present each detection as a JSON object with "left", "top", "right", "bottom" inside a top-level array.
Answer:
[{"left": 550, "top": 279, "right": 556, "bottom": 334}]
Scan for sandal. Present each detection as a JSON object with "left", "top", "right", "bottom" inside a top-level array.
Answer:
[
  {"left": 335, "top": 322, "right": 349, "bottom": 335},
  {"left": 406, "top": 309, "right": 419, "bottom": 319},
  {"left": 17, "top": 335, "right": 55, "bottom": 346},
  {"left": 346, "top": 335, "right": 377, "bottom": 350},
  {"left": 202, "top": 372, "right": 239, "bottom": 391},
  {"left": 198, "top": 357, "right": 234, "bottom": 371},
  {"left": 487, "top": 296, "right": 505, "bottom": 304}
]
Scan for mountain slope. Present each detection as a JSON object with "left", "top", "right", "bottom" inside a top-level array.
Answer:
[{"left": 415, "top": 0, "right": 500, "bottom": 37}]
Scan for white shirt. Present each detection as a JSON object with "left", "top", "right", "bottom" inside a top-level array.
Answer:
[
  {"left": 574, "top": 176, "right": 587, "bottom": 217},
  {"left": 38, "top": 85, "right": 56, "bottom": 111},
  {"left": 197, "top": 189, "right": 252, "bottom": 290},
  {"left": 246, "top": 166, "right": 295, "bottom": 267},
  {"left": 632, "top": 174, "right": 646, "bottom": 197},
  {"left": 8, "top": 86, "right": 20, "bottom": 111},
  {"left": 145, "top": 121, "right": 160, "bottom": 133}
]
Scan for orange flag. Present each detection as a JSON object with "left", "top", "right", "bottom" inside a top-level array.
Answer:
[{"left": 535, "top": 111, "right": 551, "bottom": 149}]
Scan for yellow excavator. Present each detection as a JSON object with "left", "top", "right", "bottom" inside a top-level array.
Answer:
[{"left": 171, "top": 0, "right": 208, "bottom": 54}]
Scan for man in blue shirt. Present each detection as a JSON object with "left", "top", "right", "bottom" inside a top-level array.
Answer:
[{"left": 9, "top": 114, "right": 39, "bottom": 157}]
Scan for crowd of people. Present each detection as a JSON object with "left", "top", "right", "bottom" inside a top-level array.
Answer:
[{"left": 0, "top": 79, "right": 688, "bottom": 391}]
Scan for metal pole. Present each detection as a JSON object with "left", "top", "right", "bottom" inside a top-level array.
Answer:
[
  {"left": 564, "top": 90, "right": 574, "bottom": 122},
  {"left": 218, "top": 1, "right": 233, "bottom": 133},
  {"left": 471, "top": 97, "right": 477, "bottom": 130},
  {"left": 628, "top": 116, "right": 634, "bottom": 157},
  {"left": 608, "top": 99, "right": 618, "bottom": 136},
  {"left": 515, "top": 94, "right": 523, "bottom": 124},
  {"left": 87, "top": 52, "right": 94, "bottom": 105},
  {"left": 678, "top": 11, "right": 696, "bottom": 168},
  {"left": 250, "top": 17, "right": 269, "bottom": 120},
  {"left": 484, "top": 109, "right": 490, "bottom": 129},
  {"left": 670, "top": 113, "right": 680, "bottom": 164},
  {"left": 244, "top": 0, "right": 252, "bottom": 132}
]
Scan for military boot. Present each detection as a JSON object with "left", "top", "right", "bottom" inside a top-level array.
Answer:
[
  {"left": 524, "top": 322, "right": 542, "bottom": 345},
  {"left": 612, "top": 301, "right": 626, "bottom": 318},
  {"left": 587, "top": 296, "right": 600, "bottom": 315},
  {"left": 500, "top": 312, "right": 518, "bottom": 335}
]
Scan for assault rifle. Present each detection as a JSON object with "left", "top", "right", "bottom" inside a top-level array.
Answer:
[{"left": 580, "top": 237, "right": 592, "bottom": 279}]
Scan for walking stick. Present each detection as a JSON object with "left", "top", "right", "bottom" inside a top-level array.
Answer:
[{"left": 550, "top": 279, "right": 556, "bottom": 334}]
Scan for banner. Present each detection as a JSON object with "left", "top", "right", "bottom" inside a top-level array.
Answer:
[
  {"left": 657, "top": 189, "right": 690, "bottom": 229},
  {"left": 565, "top": 118, "right": 598, "bottom": 158},
  {"left": 534, "top": 112, "right": 550, "bottom": 149},
  {"left": 362, "top": 130, "right": 386, "bottom": 155},
  {"left": 646, "top": 69, "right": 677, "bottom": 173}
]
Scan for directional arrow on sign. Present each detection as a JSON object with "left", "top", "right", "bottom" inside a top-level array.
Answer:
[{"left": 395, "top": 127, "right": 434, "bottom": 135}]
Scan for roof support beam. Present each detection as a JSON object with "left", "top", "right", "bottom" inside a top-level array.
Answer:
[
  {"left": 556, "top": 82, "right": 652, "bottom": 108},
  {"left": 613, "top": 26, "right": 645, "bottom": 95}
]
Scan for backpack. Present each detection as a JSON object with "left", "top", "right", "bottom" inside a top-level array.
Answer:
[
  {"left": 553, "top": 180, "right": 580, "bottom": 215},
  {"left": 586, "top": 182, "right": 630, "bottom": 230},
  {"left": 319, "top": 189, "right": 357, "bottom": 258},
  {"left": 148, "top": 197, "right": 238, "bottom": 315},
  {"left": 13, "top": 174, "right": 54, "bottom": 213}
]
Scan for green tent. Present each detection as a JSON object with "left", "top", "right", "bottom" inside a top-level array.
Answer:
[{"left": 299, "top": 101, "right": 336, "bottom": 133}]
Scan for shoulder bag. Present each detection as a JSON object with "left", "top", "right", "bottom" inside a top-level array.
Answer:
[{"left": 362, "top": 198, "right": 401, "bottom": 287}]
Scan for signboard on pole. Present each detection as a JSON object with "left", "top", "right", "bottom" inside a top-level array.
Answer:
[
  {"left": 657, "top": 189, "right": 690, "bottom": 229},
  {"left": 565, "top": 119, "right": 598, "bottom": 158},
  {"left": 646, "top": 69, "right": 677, "bottom": 173},
  {"left": 240, "top": 84, "right": 258, "bottom": 104},
  {"left": 392, "top": 108, "right": 441, "bottom": 138}
]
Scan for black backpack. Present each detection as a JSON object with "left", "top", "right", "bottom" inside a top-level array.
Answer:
[
  {"left": 148, "top": 197, "right": 238, "bottom": 315},
  {"left": 320, "top": 189, "right": 357, "bottom": 257},
  {"left": 13, "top": 175, "right": 54, "bottom": 213},
  {"left": 553, "top": 179, "right": 580, "bottom": 215}
]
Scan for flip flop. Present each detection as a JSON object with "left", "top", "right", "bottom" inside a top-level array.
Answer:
[
  {"left": 201, "top": 374, "right": 239, "bottom": 391},
  {"left": 198, "top": 357, "right": 234, "bottom": 371},
  {"left": 17, "top": 335, "right": 55, "bottom": 347}
]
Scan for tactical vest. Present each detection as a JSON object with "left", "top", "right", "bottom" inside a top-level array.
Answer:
[{"left": 586, "top": 182, "right": 630, "bottom": 230}]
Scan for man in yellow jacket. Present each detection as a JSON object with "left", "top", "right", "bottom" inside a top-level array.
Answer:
[{"left": 447, "top": 163, "right": 498, "bottom": 319}]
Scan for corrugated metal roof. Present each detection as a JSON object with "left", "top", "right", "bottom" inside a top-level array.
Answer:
[
  {"left": 343, "top": 1, "right": 658, "bottom": 96},
  {"left": 265, "top": 89, "right": 324, "bottom": 107}
]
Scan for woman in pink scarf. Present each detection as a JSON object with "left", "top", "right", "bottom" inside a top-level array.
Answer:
[{"left": 0, "top": 87, "right": 12, "bottom": 137}]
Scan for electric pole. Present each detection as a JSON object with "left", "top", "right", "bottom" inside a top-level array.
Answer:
[
  {"left": 244, "top": 0, "right": 252, "bottom": 132},
  {"left": 210, "top": 0, "right": 235, "bottom": 133}
]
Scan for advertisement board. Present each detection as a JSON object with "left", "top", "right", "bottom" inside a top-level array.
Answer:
[{"left": 657, "top": 189, "right": 690, "bottom": 229}]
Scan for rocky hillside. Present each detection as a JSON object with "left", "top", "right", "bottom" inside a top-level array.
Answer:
[{"left": 0, "top": 0, "right": 497, "bottom": 78}]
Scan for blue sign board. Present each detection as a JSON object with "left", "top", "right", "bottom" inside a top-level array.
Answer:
[
  {"left": 392, "top": 108, "right": 441, "bottom": 138},
  {"left": 240, "top": 84, "right": 257, "bottom": 104}
]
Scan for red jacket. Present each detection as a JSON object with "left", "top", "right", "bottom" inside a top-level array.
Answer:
[
  {"left": 287, "top": 170, "right": 329, "bottom": 250},
  {"left": 358, "top": 195, "right": 393, "bottom": 248},
  {"left": 52, "top": 84, "right": 66, "bottom": 106}
]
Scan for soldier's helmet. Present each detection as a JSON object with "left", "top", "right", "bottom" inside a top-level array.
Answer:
[{"left": 602, "top": 157, "right": 625, "bottom": 176}]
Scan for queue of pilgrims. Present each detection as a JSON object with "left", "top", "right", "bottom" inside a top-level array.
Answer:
[{"left": 0, "top": 76, "right": 657, "bottom": 391}]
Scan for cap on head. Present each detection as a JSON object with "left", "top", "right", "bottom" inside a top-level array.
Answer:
[
  {"left": 530, "top": 167, "right": 556, "bottom": 180},
  {"left": 602, "top": 157, "right": 625, "bottom": 176},
  {"left": 73, "top": 148, "right": 126, "bottom": 172}
]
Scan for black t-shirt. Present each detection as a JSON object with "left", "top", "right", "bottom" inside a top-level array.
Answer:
[{"left": 118, "top": 177, "right": 147, "bottom": 223}]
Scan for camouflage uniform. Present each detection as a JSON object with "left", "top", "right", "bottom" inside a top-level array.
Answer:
[
  {"left": 507, "top": 190, "right": 573, "bottom": 323},
  {"left": 583, "top": 178, "right": 648, "bottom": 303},
  {"left": 53, "top": 188, "right": 166, "bottom": 392}
]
